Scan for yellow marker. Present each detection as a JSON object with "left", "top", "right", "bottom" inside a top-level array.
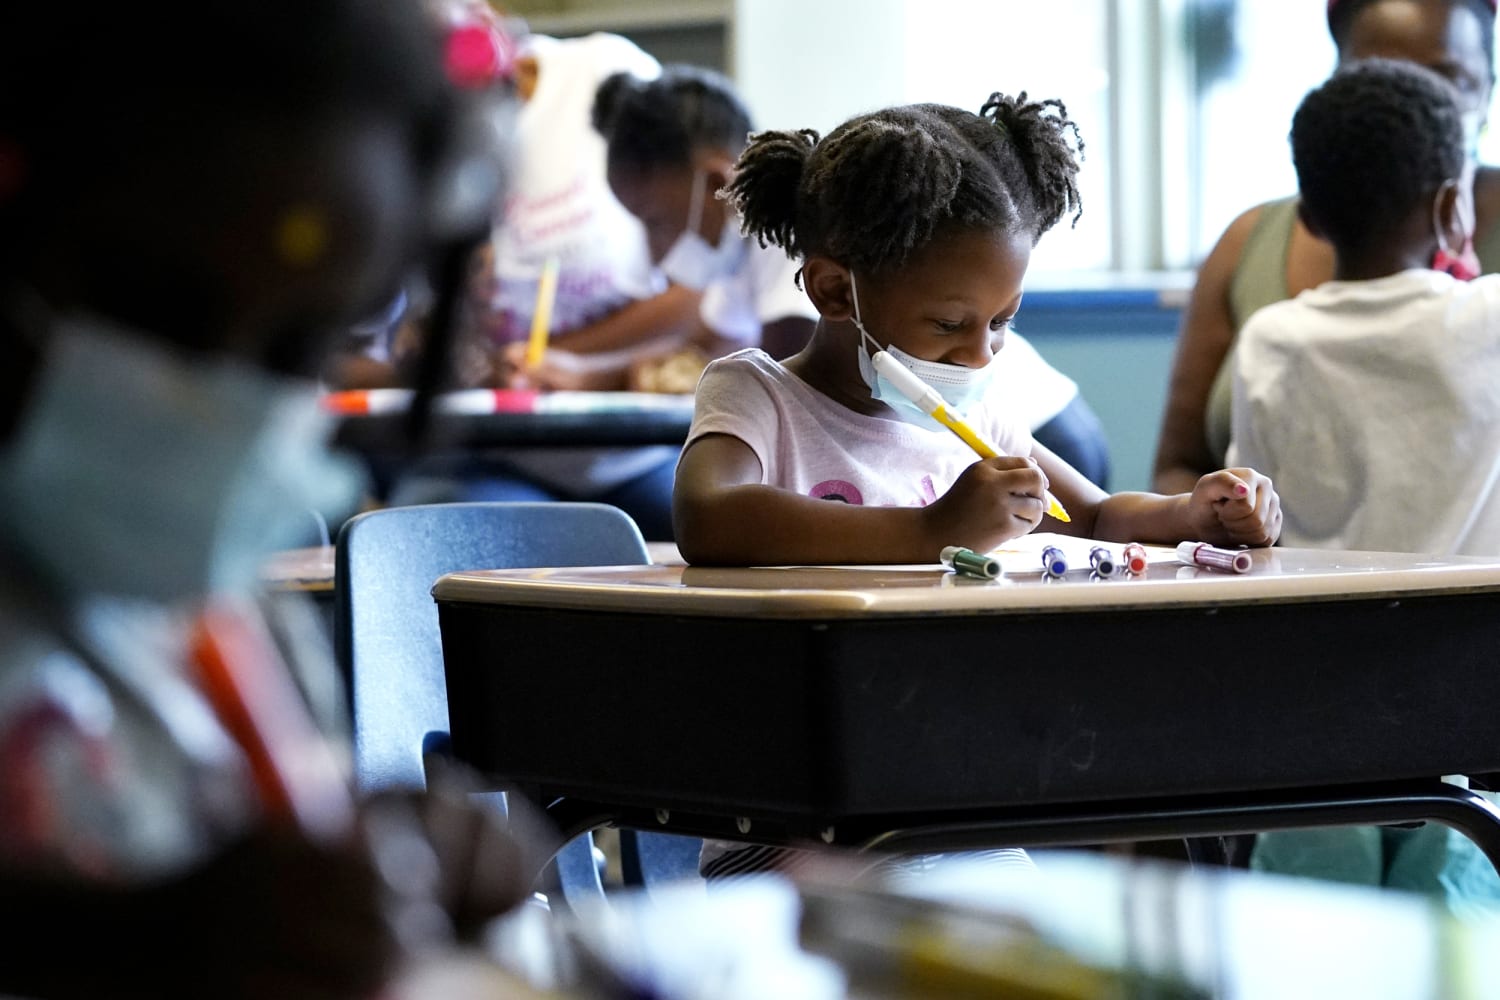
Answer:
[
  {"left": 873, "top": 351, "right": 1072, "bottom": 523},
  {"left": 525, "top": 256, "right": 561, "bottom": 368}
]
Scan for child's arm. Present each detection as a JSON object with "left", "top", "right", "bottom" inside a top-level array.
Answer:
[
  {"left": 498, "top": 285, "right": 707, "bottom": 390},
  {"left": 1037, "top": 444, "right": 1281, "bottom": 547},
  {"left": 674, "top": 433, "right": 1055, "bottom": 565}
]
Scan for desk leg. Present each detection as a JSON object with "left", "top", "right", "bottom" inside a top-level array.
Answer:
[
  {"left": 853, "top": 781, "right": 1500, "bottom": 879},
  {"left": 1420, "top": 783, "right": 1500, "bottom": 878},
  {"left": 511, "top": 793, "right": 620, "bottom": 914}
]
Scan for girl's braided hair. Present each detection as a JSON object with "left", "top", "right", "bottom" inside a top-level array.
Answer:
[{"left": 723, "top": 91, "right": 1083, "bottom": 280}]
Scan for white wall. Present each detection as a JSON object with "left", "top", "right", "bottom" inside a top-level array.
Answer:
[{"left": 732, "top": 0, "right": 907, "bottom": 135}]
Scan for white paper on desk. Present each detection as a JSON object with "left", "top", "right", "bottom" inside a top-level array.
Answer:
[
  {"left": 987, "top": 531, "right": 1176, "bottom": 576},
  {"left": 533, "top": 390, "right": 694, "bottom": 413}
]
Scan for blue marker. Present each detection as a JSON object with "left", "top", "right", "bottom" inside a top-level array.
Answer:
[
  {"left": 1089, "top": 545, "right": 1120, "bottom": 579},
  {"left": 1041, "top": 545, "right": 1068, "bottom": 579}
]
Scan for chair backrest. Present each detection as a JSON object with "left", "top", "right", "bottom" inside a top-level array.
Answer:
[{"left": 334, "top": 501, "right": 648, "bottom": 792}]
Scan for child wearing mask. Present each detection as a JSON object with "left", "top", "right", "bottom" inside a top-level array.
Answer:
[
  {"left": 0, "top": 2, "right": 536, "bottom": 994},
  {"left": 1229, "top": 59, "right": 1500, "bottom": 912},
  {"left": 672, "top": 90, "right": 1281, "bottom": 877}
]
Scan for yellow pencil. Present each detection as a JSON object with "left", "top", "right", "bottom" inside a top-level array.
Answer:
[
  {"left": 872, "top": 350, "right": 1071, "bottom": 523},
  {"left": 524, "top": 256, "right": 560, "bottom": 368}
]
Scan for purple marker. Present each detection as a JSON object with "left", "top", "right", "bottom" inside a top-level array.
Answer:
[{"left": 1176, "top": 540, "right": 1252, "bottom": 574}]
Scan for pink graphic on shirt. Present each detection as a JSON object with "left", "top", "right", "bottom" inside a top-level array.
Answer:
[
  {"left": 808, "top": 477, "right": 938, "bottom": 506},
  {"left": 916, "top": 475, "right": 937, "bottom": 505},
  {"left": 810, "top": 480, "right": 864, "bottom": 504}
]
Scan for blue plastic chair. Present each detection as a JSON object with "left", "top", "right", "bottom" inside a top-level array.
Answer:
[{"left": 334, "top": 501, "right": 659, "bottom": 905}]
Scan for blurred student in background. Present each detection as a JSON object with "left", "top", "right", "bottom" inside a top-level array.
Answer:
[
  {"left": 579, "top": 63, "right": 819, "bottom": 388},
  {"left": 1153, "top": 0, "right": 1499, "bottom": 495},
  {"left": 0, "top": 2, "right": 536, "bottom": 996},
  {"left": 380, "top": 21, "right": 691, "bottom": 540}
]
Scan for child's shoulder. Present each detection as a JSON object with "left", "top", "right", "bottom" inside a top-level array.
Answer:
[
  {"left": 697, "top": 348, "right": 828, "bottom": 415},
  {"left": 701, "top": 347, "right": 784, "bottom": 383}
]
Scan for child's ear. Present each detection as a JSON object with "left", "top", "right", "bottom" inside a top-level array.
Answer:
[
  {"left": 802, "top": 257, "right": 854, "bottom": 321},
  {"left": 1431, "top": 178, "right": 1470, "bottom": 248}
]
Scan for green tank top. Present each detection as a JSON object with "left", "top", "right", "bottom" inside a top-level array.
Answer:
[{"left": 1202, "top": 195, "right": 1500, "bottom": 464}]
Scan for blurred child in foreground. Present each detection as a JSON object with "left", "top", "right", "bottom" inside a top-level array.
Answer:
[{"left": 0, "top": 2, "right": 541, "bottom": 995}]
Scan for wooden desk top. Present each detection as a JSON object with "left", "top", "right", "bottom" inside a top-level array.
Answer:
[
  {"left": 260, "top": 545, "right": 335, "bottom": 594},
  {"left": 432, "top": 534, "right": 1500, "bottom": 619}
]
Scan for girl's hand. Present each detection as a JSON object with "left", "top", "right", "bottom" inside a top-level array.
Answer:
[
  {"left": 1187, "top": 468, "right": 1281, "bottom": 547},
  {"left": 922, "top": 456, "right": 1049, "bottom": 553},
  {"left": 497, "top": 341, "right": 626, "bottom": 391}
]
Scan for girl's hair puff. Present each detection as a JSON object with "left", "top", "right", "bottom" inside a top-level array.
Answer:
[
  {"left": 724, "top": 90, "right": 1083, "bottom": 280},
  {"left": 978, "top": 92, "right": 1085, "bottom": 237}
]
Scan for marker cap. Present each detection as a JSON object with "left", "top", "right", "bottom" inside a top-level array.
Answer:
[{"left": 940, "top": 545, "right": 1001, "bottom": 579}]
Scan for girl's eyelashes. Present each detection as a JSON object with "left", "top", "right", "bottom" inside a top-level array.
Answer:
[{"left": 929, "top": 316, "right": 1014, "bottom": 334}]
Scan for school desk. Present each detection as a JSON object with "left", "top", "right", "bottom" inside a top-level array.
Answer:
[{"left": 432, "top": 540, "right": 1500, "bottom": 874}]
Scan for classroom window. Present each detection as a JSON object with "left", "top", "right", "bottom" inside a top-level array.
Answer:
[
  {"left": 1184, "top": 1, "right": 1334, "bottom": 263},
  {"left": 507, "top": 0, "right": 1498, "bottom": 274},
  {"left": 898, "top": 0, "right": 1114, "bottom": 274}
]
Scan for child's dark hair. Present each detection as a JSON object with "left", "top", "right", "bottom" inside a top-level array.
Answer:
[
  {"left": 0, "top": 0, "right": 452, "bottom": 270},
  {"left": 723, "top": 92, "right": 1083, "bottom": 278},
  {"left": 592, "top": 64, "right": 753, "bottom": 173},
  {"left": 1328, "top": 0, "right": 1495, "bottom": 78},
  {"left": 1291, "top": 58, "right": 1465, "bottom": 252}
]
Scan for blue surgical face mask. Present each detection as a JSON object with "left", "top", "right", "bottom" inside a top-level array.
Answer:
[
  {"left": 659, "top": 169, "right": 747, "bottom": 291},
  {"left": 849, "top": 272, "right": 998, "bottom": 430},
  {"left": 0, "top": 313, "right": 365, "bottom": 604}
]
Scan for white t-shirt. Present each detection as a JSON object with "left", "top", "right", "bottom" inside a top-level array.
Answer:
[
  {"left": 486, "top": 34, "right": 670, "bottom": 494},
  {"left": 488, "top": 33, "right": 662, "bottom": 343},
  {"left": 996, "top": 330, "right": 1080, "bottom": 431},
  {"left": 1229, "top": 268, "right": 1500, "bottom": 555},
  {"left": 688, "top": 349, "right": 1034, "bottom": 507},
  {"left": 699, "top": 237, "right": 820, "bottom": 345}
]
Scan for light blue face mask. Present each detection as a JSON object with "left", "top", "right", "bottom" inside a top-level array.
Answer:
[
  {"left": 0, "top": 315, "right": 366, "bottom": 604},
  {"left": 849, "top": 272, "right": 998, "bottom": 430},
  {"left": 659, "top": 169, "right": 747, "bottom": 291}
]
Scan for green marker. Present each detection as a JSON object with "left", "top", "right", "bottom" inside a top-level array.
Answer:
[{"left": 940, "top": 545, "right": 1001, "bottom": 580}]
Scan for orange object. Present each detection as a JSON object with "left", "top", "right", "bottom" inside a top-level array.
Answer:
[
  {"left": 190, "top": 602, "right": 354, "bottom": 840},
  {"left": 320, "top": 389, "right": 374, "bottom": 415}
]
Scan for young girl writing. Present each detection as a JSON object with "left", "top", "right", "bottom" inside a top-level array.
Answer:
[
  {"left": 674, "top": 91, "right": 1282, "bottom": 568},
  {"left": 679, "top": 90, "right": 1281, "bottom": 878}
]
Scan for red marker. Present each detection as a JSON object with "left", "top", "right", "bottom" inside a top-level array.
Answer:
[
  {"left": 1122, "top": 543, "right": 1148, "bottom": 575},
  {"left": 1176, "top": 540, "right": 1252, "bottom": 574}
]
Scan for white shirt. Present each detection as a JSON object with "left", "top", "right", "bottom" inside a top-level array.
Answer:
[
  {"left": 995, "top": 330, "right": 1080, "bottom": 431},
  {"left": 1229, "top": 268, "right": 1500, "bottom": 555},
  {"left": 699, "top": 238, "right": 820, "bottom": 345},
  {"left": 488, "top": 33, "right": 662, "bottom": 343},
  {"left": 486, "top": 34, "right": 671, "bottom": 493},
  {"left": 688, "top": 349, "right": 1033, "bottom": 507}
]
